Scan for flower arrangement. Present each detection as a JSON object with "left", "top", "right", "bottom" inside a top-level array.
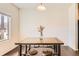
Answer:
[{"left": 38, "top": 25, "right": 45, "bottom": 39}]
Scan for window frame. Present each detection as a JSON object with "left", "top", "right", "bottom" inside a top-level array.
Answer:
[{"left": 0, "top": 12, "right": 11, "bottom": 41}]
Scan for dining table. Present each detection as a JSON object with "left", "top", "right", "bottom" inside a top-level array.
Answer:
[{"left": 15, "top": 37, "right": 64, "bottom": 56}]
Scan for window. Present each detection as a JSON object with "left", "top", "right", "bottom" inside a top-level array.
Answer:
[{"left": 0, "top": 12, "right": 11, "bottom": 41}]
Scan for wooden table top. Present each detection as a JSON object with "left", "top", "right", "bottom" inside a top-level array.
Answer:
[{"left": 15, "top": 37, "right": 64, "bottom": 45}]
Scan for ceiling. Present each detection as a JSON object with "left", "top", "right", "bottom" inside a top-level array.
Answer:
[{"left": 14, "top": 3, "right": 72, "bottom": 9}]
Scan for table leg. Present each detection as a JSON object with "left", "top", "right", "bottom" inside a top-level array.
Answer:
[
  {"left": 25, "top": 45, "right": 27, "bottom": 55},
  {"left": 58, "top": 45, "right": 61, "bottom": 56},
  {"left": 19, "top": 45, "right": 22, "bottom": 56},
  {"left": 54, "top": 45, "right": 57, "bottom": 55}
]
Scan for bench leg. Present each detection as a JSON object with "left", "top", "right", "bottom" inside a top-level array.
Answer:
[{"left": 28, "top": 45, "right": 31, "bottom": 51}]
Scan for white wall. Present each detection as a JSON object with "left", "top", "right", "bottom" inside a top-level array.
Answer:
[
  {"left": 68, "top": 4, "right": 78, "bottom": 50},
  {"left": 20, "top": 3, "right": 78, "bottom": 50},
  {"left": 20, "top": 4, "right": 69, "bottom": 45},
  {"left": 0, "top": 4, "right": 19, "bottom": 55}
]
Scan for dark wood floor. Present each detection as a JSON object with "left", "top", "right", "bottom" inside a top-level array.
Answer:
[{"left": 4, "top": 46, "right": 79, "bottom": 56}]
